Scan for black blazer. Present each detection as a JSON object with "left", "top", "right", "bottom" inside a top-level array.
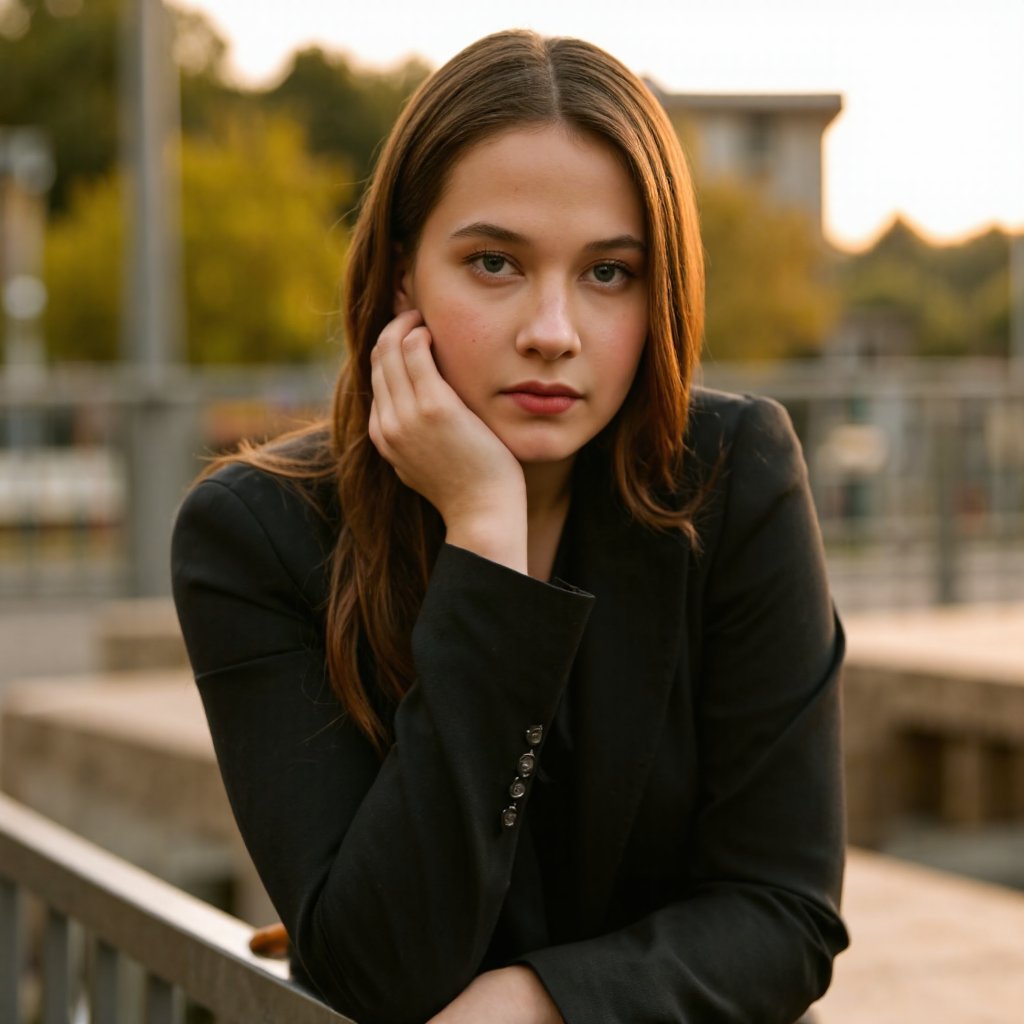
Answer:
[{"left": 171, "top": 387, "right": 848, "bottom": 1024}]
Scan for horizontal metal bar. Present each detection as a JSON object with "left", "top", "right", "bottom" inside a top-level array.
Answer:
[
  {"left": 0, "top": 360, "right": 1023, "bottom": 409},
  {"left": 0, "top": 794, "right": 353, "bottom": 1024}
]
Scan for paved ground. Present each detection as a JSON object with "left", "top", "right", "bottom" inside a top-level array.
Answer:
[{"left": 813, "top": 849, "right": 1024, "bottom": 1024}]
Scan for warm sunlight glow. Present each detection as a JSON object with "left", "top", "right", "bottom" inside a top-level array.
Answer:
[{"left": 175, "top": 0, "right": 1024, "bottom": 251}]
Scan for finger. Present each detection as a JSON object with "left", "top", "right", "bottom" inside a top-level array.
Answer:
[
  {"left": 374, "top": 321, "right": 421, "bottom": 416},
  {"left": 401, "top": 326, "right": 440, "bottom": 388},
  {"left": 400, "top": 326, "right": 445, "bottom": 399},
  {"left": 369, "top": 344, "right": 393, "bottom": 421},
  {"left": 367, "top": 398, "right": 387, "bottom": 457},
  {"left": 368, "top": 360, "right": 400, "bottom": 449}
]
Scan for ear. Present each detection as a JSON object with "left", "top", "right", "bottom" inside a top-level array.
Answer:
[{"left": 392, "top": 247, "right": 416, "bottom": 315}]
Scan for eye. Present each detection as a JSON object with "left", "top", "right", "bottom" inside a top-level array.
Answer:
[
  {"left": 469, "top": 251, "right": 516, "bottom": 276},
  {"left": 586, "top": 261, "right": 633, "bottom": 286}
]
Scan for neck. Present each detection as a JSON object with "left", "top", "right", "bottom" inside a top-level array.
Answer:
[
  {"left": 521, "top": 458, "right": 574, "bottom": 581},
  {"left": 522, "top": 458, "right": 574, "bottom": 523}
]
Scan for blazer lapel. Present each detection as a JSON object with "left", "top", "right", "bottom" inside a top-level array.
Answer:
[{"left": 566, "top": 457, "right": 691, "bottom": 936}]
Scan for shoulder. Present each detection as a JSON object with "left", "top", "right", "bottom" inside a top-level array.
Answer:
[
  {"left": 683, "top": 386, "right": 813, "bottom": 557},
  {"left": 687, "top": 386, "right": 798, "bottom": 463},
  {"left": 172, "top": 427, "right": 337, "bottom": 612}
]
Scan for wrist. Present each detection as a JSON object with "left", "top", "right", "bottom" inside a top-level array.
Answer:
[
  {"left": 445, "top": 515, "right": 527, "bottom": 574},
  {"left": 442, "top": 487, "right": 528, "bottom": 574},
  {"left": 503, "top": 966, "right": 564, "bottom": 1023}
]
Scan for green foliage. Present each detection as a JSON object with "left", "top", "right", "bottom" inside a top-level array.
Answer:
[
  {"left": 42, "top": 161, "right": 122, "bottom": 360},
  {"left": 179, "top": 115, "right": 349, "bottom": 363},
  {"left": 44, "top": 114, "right": 349, "bottom": 363},
  {"left": 838, "top": 218, "right": 1011, "bottom": 356},
  {"left": 0, "top": 0, "right": 120, "bottom": 211},
  {"left": 6, "top": 0, "right": 424, "bottom": 364},
  {"left": 699, "top": 180, "right": 839, "bottom": 360},
  {"left": 262, "top": 46, "right": 429, "bottom": 201}
]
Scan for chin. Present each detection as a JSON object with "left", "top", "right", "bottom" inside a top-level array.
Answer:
[
  {"left": 490, "top": 418, "right": 600, "bottom": 467},
  {"left": 504, "top": 438, "right": 586, "bottom": 467}
]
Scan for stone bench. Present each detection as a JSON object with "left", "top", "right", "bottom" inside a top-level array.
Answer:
[
  {"left": 842, "top": 603, "right": 1024, "bottom": 847},
  {"left": 0, "top": 670, "right": 271, "bottom": 924},
  {"left": 95, "top": 597, "right": 188, "bottom": 672}
]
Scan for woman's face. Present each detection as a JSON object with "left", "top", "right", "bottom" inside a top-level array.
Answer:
[{"left": 395, "top": 123, "right": 649, "bottom": 471}]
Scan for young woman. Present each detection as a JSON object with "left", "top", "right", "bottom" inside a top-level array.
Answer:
[{"left": 172, "top": 29, "right": 848, "bottom": 1024}]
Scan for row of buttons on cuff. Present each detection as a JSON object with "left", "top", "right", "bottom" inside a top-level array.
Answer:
[{"left": 501, "top": 724, "right": 544, "bottom": 829}]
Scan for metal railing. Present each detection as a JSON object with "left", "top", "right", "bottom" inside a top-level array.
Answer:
[
  {"left": 0, "top": 793, "right": 352, "bottom": 1024},
  {"left": 1, "top": 359, "right": 1023, "bottom": 607}
]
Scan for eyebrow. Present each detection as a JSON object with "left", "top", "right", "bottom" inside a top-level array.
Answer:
[{"left": 450, "top": 221, "right": 646, "bottom": 253}]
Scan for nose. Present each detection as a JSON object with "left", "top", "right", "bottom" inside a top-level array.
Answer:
[{"left": 515, "top": 281, "right": 581, "bottom": 360}]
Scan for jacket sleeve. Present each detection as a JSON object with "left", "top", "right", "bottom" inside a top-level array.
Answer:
[
  {"left": 517, "top": 396, "right": 849, "bottom": 1023},
  {"left": 170, "top": 472, "right": 594, "bottom": 1024}
]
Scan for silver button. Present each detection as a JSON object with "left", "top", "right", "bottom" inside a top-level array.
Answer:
[
  {"left": 501, "top": 806, "right": 518, "bottom": 829},
  {"left": 509, "top": 778, "right": 527, "bottom": 799},
  {"left": 525, "top": 725, "right": 544, "bottom": 747},
  {"left": 517, "top": 752, "right": 536, "bottom": 777}
]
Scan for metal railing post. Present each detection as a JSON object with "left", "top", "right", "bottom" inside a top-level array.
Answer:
[{"left": 0, "top": 877, "right": 22, "bottom": 1023}]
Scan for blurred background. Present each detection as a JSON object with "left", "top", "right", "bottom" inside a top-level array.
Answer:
[{"left": 1, "top": 1, "right": 1023, "bottom": 1021}]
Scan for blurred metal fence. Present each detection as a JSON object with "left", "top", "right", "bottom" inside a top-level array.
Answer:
[
  {"left": 0, "top": 792, "right": 351, "bottom": 1024},
  {"left": 704, "top": 358, "right": 1024, "bottom": 609},
  {"left": 1, "top": 359, "right": 1022, "bottom": 610}
]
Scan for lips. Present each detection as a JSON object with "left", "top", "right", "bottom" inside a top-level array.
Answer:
[
  {"left": 502, "top": 381, "right": 582, "bottom": 415},
  {"left": 503, "top": 381, "right": 582, "bottom": 398}
]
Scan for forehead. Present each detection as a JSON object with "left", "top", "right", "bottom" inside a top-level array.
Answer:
[{"left": 425, "top": 123, "right": 645, "bottom": 242}]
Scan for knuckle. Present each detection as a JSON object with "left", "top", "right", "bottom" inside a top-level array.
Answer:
[
  {"left": 419, "top": 399, "right": 446, "bottom": 424},
  {"left": 378, "top": 410, "right": 402, "bottom": 440},
  {"left": 401, "top": 327, "right": 426, "bottom": 350}
]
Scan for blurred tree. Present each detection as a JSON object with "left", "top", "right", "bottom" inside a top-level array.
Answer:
[
  {"left": 0, "top": 0, "right": 120, "bottom": 211},
  {"left": 44, "top": 114, "right": 349, "bottom": 363},
  {"left": 263, "top": 46, "right": 429, "bottom": 203},
  {"left": 172, "top": 3, "right": 249, "bottom": 138},
  {"left": 0, "top": 0, "right": 244, "bottom": 211},
  {"left": 838, "top": 218, "right": 1011, "bottom": 357},
  {"left": 698, "top": 179, "right": 839, "bottom": 360}
]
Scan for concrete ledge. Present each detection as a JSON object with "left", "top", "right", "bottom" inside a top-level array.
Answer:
[
  {"left": 96, "top": 598, "right": 188, "bottom": 672},
  {"left": 0, "top": 671, "right": 272, "bottom": 923},
  {"left": 814, "top": 848, "right": 1024, "bottom": 1023},
  {"left": 5, "top": 667, "right": 1024, "bottom": 1021},
  {"left": 842, "top": 603, "right": 1024, "bottom": 844}
]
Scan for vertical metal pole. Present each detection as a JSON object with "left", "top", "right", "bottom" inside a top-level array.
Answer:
[
  {"left": 144, "top": 974, "right": 179, "bottom": 1024},
  {"left": 1011, "top": 232, "right": 1024, "bottom": 368},
  {"left": 1, "top": 129, "right": 54, "bottom": 449},
  {"left": 933, "top": 399, "right": 961, "bottom": 605},
  {"left": 123, "top": 0, "right": 182, "bottom": 377},
  {"left": 93, "top": 938, "right": 121, "bottom": 1024},
  {"left": 43, "top": 907, "right": 70, "bottom": 1024},
  {"left": 0, "top": 878, "right": 22, "bottom": 1024},
  {"left": 121, "top": 0, "right": 191, "bottom": 596}
]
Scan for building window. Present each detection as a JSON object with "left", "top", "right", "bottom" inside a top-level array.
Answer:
[{"left": 744, "top": 112, "right": 776, "bottom": 179}]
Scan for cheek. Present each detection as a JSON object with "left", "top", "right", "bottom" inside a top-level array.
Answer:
[
  {"left": 599, "top": 311, "right": 648, "bottom": 403},
  {"left": 421, "top": 300, "right": 494, "bottom": 390}
]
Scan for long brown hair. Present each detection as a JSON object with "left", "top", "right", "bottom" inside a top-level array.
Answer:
[{"left": 230, "top": 30, "right": 705, "bottom": 752}]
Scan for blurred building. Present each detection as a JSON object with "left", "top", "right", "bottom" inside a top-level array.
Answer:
[{"left": 650, "top": 85, "right": 842, "bottom": 239}]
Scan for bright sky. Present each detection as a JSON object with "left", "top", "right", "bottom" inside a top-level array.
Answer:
[{"left": 178, "top": 0, "right": 1024, "bottom": 251}]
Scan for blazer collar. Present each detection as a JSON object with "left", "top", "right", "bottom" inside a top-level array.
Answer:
[{"left": 565, "top": 452, "right": 691, "bottom": 935}]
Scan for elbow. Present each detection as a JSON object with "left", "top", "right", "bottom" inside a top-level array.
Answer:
[
  {"left": 292, "top": 908, "right": 471, "bottom": 1024},
  {"left": 788, "top": 895, "right": 850, "bottom": 1009}
]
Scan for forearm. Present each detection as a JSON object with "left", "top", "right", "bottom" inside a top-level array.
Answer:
[
  {"left": 520, "top": 883, "right": 847, "bottom": 1024},
  {"left": 427, "top": 967, "right": 564, "bottom": 1024}
]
